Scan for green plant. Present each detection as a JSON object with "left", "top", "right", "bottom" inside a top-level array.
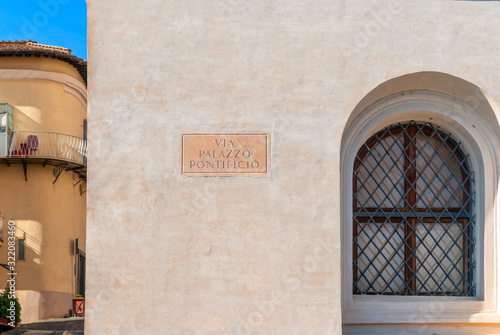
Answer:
[
  {"left": 0, "top": 286, "right": 21, "bottom": 324},
  {"left": 74, "top": 294, "right": 83, "bottom": 298}
]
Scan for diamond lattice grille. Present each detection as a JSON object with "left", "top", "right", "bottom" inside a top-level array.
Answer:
[{"left": 353, "top": 121, "right": 475, "bottom": 296}]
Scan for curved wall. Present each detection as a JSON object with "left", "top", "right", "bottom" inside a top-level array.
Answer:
[
  {"left": 0, "top": 55, "right": 86, "bottom": 323},
  {"left": 0, "top": 56, "right": 87, "bottom": 137}
]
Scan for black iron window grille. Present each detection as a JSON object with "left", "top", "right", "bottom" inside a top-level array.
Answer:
[{"left": 353, "top": 121, "right": 475, "bottom": 296}]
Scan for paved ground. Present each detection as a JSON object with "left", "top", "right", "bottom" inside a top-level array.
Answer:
[{"left": 2, "top": 318, "right": 84, "bottom": 335}]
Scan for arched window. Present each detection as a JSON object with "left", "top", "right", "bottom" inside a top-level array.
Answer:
[{"left": 353, "top": 121, "right": 475, "bottom": 296}]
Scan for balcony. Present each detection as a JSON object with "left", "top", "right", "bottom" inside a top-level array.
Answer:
[{"left": 0, "top": 130, "right": 87, "bottom": 181}]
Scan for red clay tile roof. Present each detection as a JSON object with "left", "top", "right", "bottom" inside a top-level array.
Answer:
[
  {"left": 0, "top": 40, "right": 73, "bottom": 54},
  {"left": 0, "top": 40, "right": 87, "bottom": 85}
]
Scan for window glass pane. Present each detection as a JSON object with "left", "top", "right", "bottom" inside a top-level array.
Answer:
[
  {"left": 7, "top": 105, "right": 13, "bottom": 131},
  {"left": 415, "top": 133, "right": 464, "bottom": 209},
  {"left": 355, "top": 220, "right": 405, "bottom": 294},
  {"left": 415, "top": 222, "right": 465, "bottom": 294},
  {"left": 356, "top": 136, "right": 405, "bottom": 208},
  {"left": 18, "top": 239, "right": 25, "bottom": 261},
  {"left": 0, "top": 112, "right": 6, "bottom": 133}
]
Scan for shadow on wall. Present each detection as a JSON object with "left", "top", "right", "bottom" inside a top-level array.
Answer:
[
  {"left": 13, "top": 106, "right": 43, "bottom": 131},
  {"left": 0, "top": 214, "right": 78, "bottom": 323}
]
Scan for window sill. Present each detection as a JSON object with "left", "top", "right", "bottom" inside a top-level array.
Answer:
[{"left": 344, "top": 295, "right": 499, "bottom": 324}]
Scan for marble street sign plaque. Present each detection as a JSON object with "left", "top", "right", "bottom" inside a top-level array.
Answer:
[{"left": 182, "top": 133, "right": 269, "bottom": 176}]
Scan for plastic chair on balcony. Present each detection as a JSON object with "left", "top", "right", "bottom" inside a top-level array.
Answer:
[
  {"left": 18, "top": 143, "right": 28, "bottom": 155},
  {"left": 26, "top": 135, "right": 39, "bottom": 155}
]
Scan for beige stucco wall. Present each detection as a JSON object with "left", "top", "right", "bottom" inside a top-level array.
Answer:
[
  {"left": 87, "top": 0, "right": 500, "bottom": 334},
  {"left": 0, "top": 56, "right": 87, "bottom": 323}
]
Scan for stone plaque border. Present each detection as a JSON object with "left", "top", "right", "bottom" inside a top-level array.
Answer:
[{"left": 181, "top": 133, "right": 270, "bottom": 176}]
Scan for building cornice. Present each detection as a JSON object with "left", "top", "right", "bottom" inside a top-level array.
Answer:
[{"left": 0, "top": 41, "right": 87, "bottom": 85}]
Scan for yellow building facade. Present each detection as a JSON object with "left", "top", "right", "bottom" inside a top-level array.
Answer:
[{"left": 0, "top": 41, "right": 86, "bottom": 323}]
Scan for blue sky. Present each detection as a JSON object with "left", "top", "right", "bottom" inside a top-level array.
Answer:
[{"left": 0, "top": 0, "right": 87, "bottom": 60}]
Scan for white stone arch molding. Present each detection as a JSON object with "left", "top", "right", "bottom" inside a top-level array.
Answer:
[
  {"left": 0, "top": 69, "right": 87, "bottom": 109},
  {"left": 340, "top": 89, "right": 500, "bottom": 324}
]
